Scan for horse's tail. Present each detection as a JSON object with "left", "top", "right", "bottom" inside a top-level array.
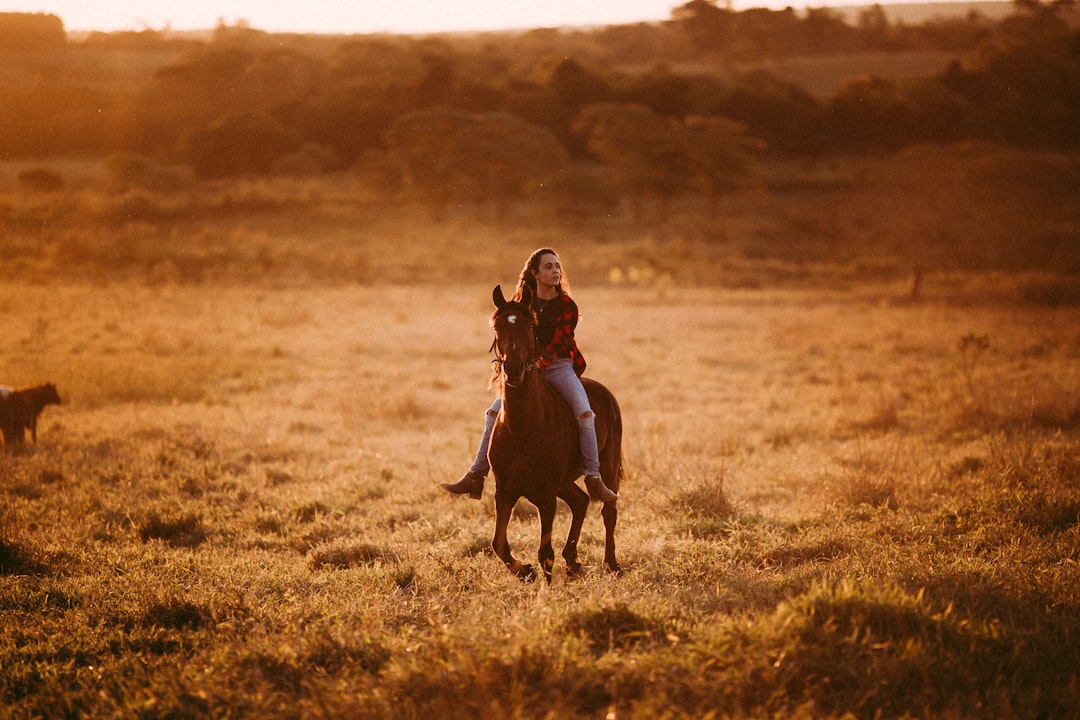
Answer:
[{"left": 611, "top": 393, "right": 625, "bottom": 492}]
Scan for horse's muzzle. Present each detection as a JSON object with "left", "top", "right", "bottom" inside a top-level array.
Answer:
[{"left": 503, "top": 359, "right": 527, "bottom": 387}]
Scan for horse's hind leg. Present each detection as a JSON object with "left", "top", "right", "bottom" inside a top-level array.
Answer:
[
  {"left": 536, "top": 495, "right": 557, "bottom": 583},
  {"left": 601, "top": 501, "right": 621, "bottom": 574},
  {"left": 599, "top": 427, "right": 623, "bottom": 574},
  {"left": 556, "top": 483, "right": 589, "bottom": 578},
  {"left": 492, "top": 491, "right": 535, "bottom": 581}
]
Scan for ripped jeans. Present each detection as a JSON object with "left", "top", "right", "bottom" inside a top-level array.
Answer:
[{"left": 469, "top": 358, "right": 601, "bottom": 477}]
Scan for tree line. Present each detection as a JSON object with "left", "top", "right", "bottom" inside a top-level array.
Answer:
[{"left": 1, "top": 1, "right": 1077, "bottom": 215}]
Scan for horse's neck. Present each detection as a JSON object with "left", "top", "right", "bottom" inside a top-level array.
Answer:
[{"left": 501, "top": 373, "right": 553, "bottom": 435}]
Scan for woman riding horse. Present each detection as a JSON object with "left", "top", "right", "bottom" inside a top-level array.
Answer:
[
  {"left": 442, "top": 248, "right": 618, "bottom": 504},
  {"left": 451, "top": 280, "right": 624, "bottom": 580}
]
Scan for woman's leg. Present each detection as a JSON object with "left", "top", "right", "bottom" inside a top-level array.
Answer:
[
  {"left": 543, "top": 361, "right": 616, "bottom": 501},
  {"left": 441, "top": 398, "right": 500, "bottom": 498},
  {"left": 542, "top": 360, "right": 599, "bottom": 474},
  {"left": 469, "top": 398, "right": 501, "bottom": 474}
]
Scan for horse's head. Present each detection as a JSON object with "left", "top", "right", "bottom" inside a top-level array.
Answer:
[
  {"left": 491, "top": 284, "right": 537, "bottom": 387},
  {"left": 42, "top": 383, "right": 61, "bottom": 405}
]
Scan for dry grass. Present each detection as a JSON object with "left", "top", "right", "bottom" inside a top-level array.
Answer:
[
  {"left": 2, "top": 273, "right": 1079, "bottom": 718},
  {"left": 1, "top": 141, "right": 1078, "bottom": 718}
]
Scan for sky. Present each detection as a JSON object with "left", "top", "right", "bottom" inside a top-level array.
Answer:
[{"left": 1, "top": 0, "right": 930, "bottom": 35}]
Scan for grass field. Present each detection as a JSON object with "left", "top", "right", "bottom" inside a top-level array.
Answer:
[{"left": 2, "top": 266, "right": 1079, "bottom": 717}]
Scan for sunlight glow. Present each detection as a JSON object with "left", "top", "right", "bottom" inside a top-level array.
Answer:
[
  {"left": 2, "top": 0, "right": 678, "bottom": 33},
  {"left": 0, "top": 0, "right": 954, "bottom": 34}
]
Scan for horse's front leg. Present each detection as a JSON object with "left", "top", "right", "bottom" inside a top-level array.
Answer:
[
  {"left": 556, "top": 482, "right": 589, "bottom": 578},
  {"left": 491, "top": 490, "right": 535, "bottom": 581},
  {"left": 602, "top": 500, "right": 621, "bottom": 575},
  {"left": 535, "top": 495, "right": 557, "bottom": 583}
]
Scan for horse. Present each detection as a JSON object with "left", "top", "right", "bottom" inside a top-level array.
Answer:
[
  {"left": 487, "top": 284, "right": 623, "bottom": 581},
  {"left": 0, "top": 382, "right": 61, "bottom": 446}
]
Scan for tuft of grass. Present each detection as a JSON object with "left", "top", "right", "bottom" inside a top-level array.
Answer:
[
  {"left": 664, "top": 459, "right": 737, "bottom": 538},
  {"left": 842, "top": 473, "right": 899, "bottom": 510},
  {"left": 138, "top": 511, "right": 208, "bottom": 548},
  {"left": 0, "top": 538, "right": 49, "bottom": 576},
  {"left": 835, "top": 440, "right": 904, "bottom": 510},
  {"left": 0, "top": 581, "right": 79, "bottom": 612},
  {"left": 759, "top": 581, "right": 982, "bottom": 718},
  {"left": 309, "top": 542, "right": 395, "bottom": 571},
  {"left": 760, "top": 536, "right": 853, "bottom": 569},
  {"left": 563, "top": 602, "right": 669, "bottom": 655},
  {"left": 143, "top": 598, "right": 211, "bottom": 630},
  {"left": 293, "top": 501, "right": 331, "bottom": 523}
]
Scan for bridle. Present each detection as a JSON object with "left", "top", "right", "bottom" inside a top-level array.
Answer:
[{"left": 491, "top": 307, "right": 539, "bottom": 388}]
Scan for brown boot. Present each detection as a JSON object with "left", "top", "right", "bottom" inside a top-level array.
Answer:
[
  {"left": 441, "top": 470, "right": 486, "bottom": 500},
  {"left": 584, "top": 474, "right": 618, "bottom": 503}
]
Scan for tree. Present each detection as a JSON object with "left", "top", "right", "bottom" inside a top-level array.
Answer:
[
  {"left": 383, "top": 105, "right": 477, "bottom": 209},
  {"left": 438, "top": 112, "right": 568, "bottom": 214},
  {"left": 547, "top": 58, "right": 610, "bottom": 111},
  {"left": 671, "top": 0, "right": 736, "bottom": 55},
  {"left": 141, "top": 45, "right": 258, "bottom": 148},
  {"left": 856, "top": 5, "right": 893, "bottom": 50},
  {"left": 828, "top": 76, "right": 914, "bottom": 152},
  {"left": 0, "top": 12, "right": 64, "bottom": 50},
  {"left": 293, "top": 81, "right": 406, "bottom": 163},
  {"left": 384, "top": 108, "right": 568, "bottom": 216},
  {"left": 802, "top": 7, "right": 858, "bottom": 54},
  {"left": 574, "top": 102, "right": 696, "bottom": 221},
  {"left": 623, "top": 66, "right": 727, "bottom": 118},
  {"left": 684, "top": 116, "right": 760, "bottom": 216},
  {"left": 716, "top": 70, "right": 828, "bottom": 156},
  {"left": 184, "top": 113, "right": 299, "bottom": 179}
]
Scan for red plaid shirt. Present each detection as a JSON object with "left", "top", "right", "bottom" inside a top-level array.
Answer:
[{"left": 533, "top": 293, "right": 587, "bottom": 377}]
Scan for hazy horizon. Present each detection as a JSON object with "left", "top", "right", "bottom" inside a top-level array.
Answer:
[{"left": 2, "top": 0, "right": 1010, "bottom": 35}]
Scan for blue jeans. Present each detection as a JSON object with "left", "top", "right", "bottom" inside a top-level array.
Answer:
[{"left": 469, "top": 359, "right": 601, "bottom": 477}]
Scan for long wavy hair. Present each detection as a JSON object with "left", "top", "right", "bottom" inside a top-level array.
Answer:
[{"left": 513, "top": 248, "right": 571, "bottom": 301}]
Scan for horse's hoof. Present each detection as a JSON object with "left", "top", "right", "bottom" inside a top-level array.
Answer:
[
  {"left": 565, "top": 562, "right": 585, "bottom": 579},
  {"left": 517, "top": 564, "right": 538, "bottom": 582},
  {"left": 605, "top": 562, "right": 624, "bottom": 577}
]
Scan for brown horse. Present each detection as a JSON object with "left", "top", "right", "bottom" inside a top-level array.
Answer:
[
  {"left": 487, "top": 285, "right": 623, "bottom": 581},
  {"left": 0, "top": 382, "right": 61, "bottom": 446}
]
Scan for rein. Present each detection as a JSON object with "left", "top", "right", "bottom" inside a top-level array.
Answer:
[{"left": 491, "top": 346, "right": 539, "bottom": 387}]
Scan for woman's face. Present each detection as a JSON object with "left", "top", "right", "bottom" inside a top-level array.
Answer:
[{"left": 532, "top": 253, "right": 562, "bottom": 289}]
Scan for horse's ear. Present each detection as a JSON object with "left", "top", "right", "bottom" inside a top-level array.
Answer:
[
  {"left": 519, "top": 284, "right": 533, "bottom": 307},
  {"left": 493, "top": 285, "right": 508, "bottom": 309}
]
